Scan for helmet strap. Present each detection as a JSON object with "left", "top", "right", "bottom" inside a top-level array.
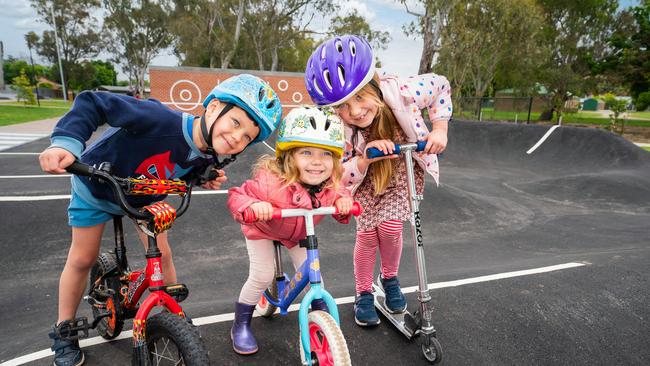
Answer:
[
  {"left": 199, "top": 103, "right": 238, "bottom": 169},
  {"left": 200, "top": 103, "right": 235, "bottom": 156},
  {"left": 301, "top": 182, "right": 324, "bottom": 208}
]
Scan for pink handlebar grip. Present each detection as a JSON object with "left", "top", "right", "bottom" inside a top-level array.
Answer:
[
  {"left": 242, "top": 207, "right": 257, "bottom": 224},
  {"left": 344, "top": 201, "right": 363, "bottom": 216}
]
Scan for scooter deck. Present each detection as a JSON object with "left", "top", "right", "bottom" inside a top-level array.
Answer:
[{"left": 372, "top": 283, "right": 418, "bottom": 339}]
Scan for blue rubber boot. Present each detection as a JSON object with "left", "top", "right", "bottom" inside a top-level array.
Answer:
[
  {"left": 354, "top": 292, "right": 380, "bottom": 326},
  {"left": 231, "top": 302, "right": 258, "bottom": 355},
  {"left": 49, "top": 322, "right": 85, "bottom": 366},
  {"left": 311, "top": 298, "right": 329, "bottom": 313},
  {"left": 379, "top": 275, "right": 407, "bottom": 313}
]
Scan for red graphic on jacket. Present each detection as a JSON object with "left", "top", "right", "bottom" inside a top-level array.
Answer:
[{"left": 135, "top": 151, "right": 176, "bottom": 179}]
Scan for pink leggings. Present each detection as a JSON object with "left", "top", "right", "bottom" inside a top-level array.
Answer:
[{"left": 354, "top": 220, "right": 403, "bottom": 294}]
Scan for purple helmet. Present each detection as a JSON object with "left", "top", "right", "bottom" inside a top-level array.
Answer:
[{"left": 305, "top": 35, "right": 375, "bottom": 107}]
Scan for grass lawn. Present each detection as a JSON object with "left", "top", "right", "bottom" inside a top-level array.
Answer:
[
  {"left": 0, "top": 100, "right": 71, "bottom": 126},
  {"left": 643, "top": 146, "right": 650, "bottom": 152},
  {"left": 629, "top": 111, "right": 650, "bottom": 119},
  {"left": 456, "top": 108, "right": 650, "bottom": 127}
]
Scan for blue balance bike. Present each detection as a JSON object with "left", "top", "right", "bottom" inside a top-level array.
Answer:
[
  {"left": 244, "top": 203, "right": 362, "bottom": 366},
  {"left": 367, "top": 141, "right": 443, "bottom": 364}
]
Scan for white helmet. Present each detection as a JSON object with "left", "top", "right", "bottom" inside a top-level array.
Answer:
[{"left": 275, "top": 106, "right": 344, "bottom": 157}]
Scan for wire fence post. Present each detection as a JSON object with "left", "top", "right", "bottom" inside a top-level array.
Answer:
[{"left": 527, "top": 96, "right": 533, "bottom": 124}]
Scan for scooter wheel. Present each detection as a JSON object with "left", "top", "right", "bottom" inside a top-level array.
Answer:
[
  {"left": 256, "top": 280, "right": 278, "bottom": 318},
  {"left": 421, "top": 335, "right": 443, "bottom": 364}
]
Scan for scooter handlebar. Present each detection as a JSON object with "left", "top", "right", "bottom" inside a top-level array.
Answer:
[{"left": 365, "top": 140, "right": 427, "bottom": 159}]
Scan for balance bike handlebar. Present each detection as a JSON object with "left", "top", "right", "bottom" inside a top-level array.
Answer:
[{"left": 242, "top": 202, "right": 363, "bottom": 223}]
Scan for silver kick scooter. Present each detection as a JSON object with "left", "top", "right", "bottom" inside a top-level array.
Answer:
[{"left": 367, "top": 141, "right": 443, "bottom": 364}]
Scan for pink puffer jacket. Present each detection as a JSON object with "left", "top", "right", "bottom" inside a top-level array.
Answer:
[{"left": 227, "top": 168, "right": 353, "bottom": 249}]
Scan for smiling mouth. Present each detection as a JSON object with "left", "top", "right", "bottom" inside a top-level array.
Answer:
[
  {"left": 223, "top": 136, "right": 234, "bottom": 149},
  {"left": 306, "top": 170, "right": 324, "bottom": 175}
]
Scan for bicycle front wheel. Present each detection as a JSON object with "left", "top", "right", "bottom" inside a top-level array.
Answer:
[
  {"left": 299, "top": 310, "right": 351, "bottom": 366},
  {"left": 144, "top": 312, "right": 209, "bottom": 366}
]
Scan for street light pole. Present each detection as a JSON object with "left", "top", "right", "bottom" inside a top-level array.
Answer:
[{"left": 50, "top": 3, "right": 67, "bottom": 101}]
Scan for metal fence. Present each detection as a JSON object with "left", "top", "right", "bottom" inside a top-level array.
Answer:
[{"left": 455, "top": 96, "right": 540, "bottom": 123}]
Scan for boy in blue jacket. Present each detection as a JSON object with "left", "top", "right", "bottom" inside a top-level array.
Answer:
[{"left": 39, "top": 74, "right": 282, "bottom": 366}]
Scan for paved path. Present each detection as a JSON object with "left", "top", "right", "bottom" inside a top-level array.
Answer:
[{"left": 0, "top": 119, "right": 58, "bottom": 152}]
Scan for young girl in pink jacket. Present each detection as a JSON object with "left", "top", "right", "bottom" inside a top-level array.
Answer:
[
  {"left": 305, "top": 35, "right": 453, "bottom": 326},
  {"left": 227, "top": 106, "right": 354, "bottom": 355}
]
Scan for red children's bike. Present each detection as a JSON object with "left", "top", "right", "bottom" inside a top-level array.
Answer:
[{"left": 61, "top": 161, "right": 211, "bottom": 365}]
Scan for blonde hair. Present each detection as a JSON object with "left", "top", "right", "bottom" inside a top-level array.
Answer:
[
  {"left": 355, "top": 74, "right": 400, "bottom": 195},
  {"left": 253, "top": 148, "right": 343, "bottom": 191}
]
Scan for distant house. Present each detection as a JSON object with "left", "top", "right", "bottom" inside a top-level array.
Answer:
[
  {"left": 494, "top": 86, "right": 549, "bottom": 113},
  {"left": 581, "top": 98, "right": 603, "bottom": 111}
]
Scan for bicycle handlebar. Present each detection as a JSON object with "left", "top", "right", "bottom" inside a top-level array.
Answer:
[
  {"left": 365, "top": 141, "right": 427, "bottom": 159},
  {"left": 242, "top": 202, "right": 363, "bottom": 224},
  {"left": 65, "top": 161, "right": 193, "bottom": 221}
]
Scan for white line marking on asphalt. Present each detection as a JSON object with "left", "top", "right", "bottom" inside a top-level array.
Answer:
[
  {"left": 0, "top": 174, "right": 71, "bottom": 179},
  {"left": 1, "top": 262, "right": 586, "bottom": 366},
  {"left": 0, "top": 152, "right": 40, "bottom": 155},
  {"left": 0, "top": 190, "right": 229, "bottom": 202},
  {"left": 526, "top": 124, "right": 561, "bottom": 154}
]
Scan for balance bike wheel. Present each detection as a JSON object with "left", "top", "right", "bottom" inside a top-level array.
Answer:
[
  {"left": 89, "top": 252, "right": 124, "bottom": 339},
  {"left": 144, "top": 312, "right": 209, "bottom": 366},
  {"left": 421, "top": 334, "right": 443, "bottom": 364},
  {"left": 256, "top": 280, "right": 278, "bottom": 318},
  {"left": 299, "top": 311, "right": 351, "bottom": 366}
]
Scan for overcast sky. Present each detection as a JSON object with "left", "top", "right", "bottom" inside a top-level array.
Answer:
[{"left": 0, "top": 0, "right": 640, "bottom": 81}]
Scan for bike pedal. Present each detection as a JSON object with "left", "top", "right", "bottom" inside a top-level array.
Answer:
[
  {"left": 165, "top": 283, "right": 189, "bottom": 303},
  {"left": 57, "top": 317, "right": 90, "bottom": 341}
]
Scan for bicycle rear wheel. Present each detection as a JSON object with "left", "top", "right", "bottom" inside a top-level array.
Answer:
[{"left": 89, "top": 252, "right": 124, "bottom": 339}]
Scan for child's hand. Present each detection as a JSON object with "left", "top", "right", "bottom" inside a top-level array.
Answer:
[
  {"left": 358, "top": 139, "right": 399, "bottom": 173},
  {"left": 423, "top": 129, "right": 448, "bottom": 155},
  {"left": 39, "top": 148, "right": 75, "bottom": 174},
  {"left": 334, "top": 196, "right": 354, "bottom": 216},
  {"left": 201, "top": 169, "right": 227, "bottom": 190},
  {"left": 365, "top": 139, "right": 396, "bottom": 157},
  {"left": 249, "top": 201, "right": 274, "bottom": 221}
]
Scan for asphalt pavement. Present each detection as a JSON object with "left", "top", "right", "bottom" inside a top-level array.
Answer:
[{"left": 1, "top": 119, "right": 649, "bottom": 365}]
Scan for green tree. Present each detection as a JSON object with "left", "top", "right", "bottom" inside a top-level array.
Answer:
[
  {"left": 599, "top": 1, "right": 650, "bottom": 104},
  {"left": 3, "top": 57, "right": 49, "bottom": 85},
  {"left": 103, "top": 0, "right": 173, "bottom": 97},
  {"left": 30, "top": 0, "right": 102, "bottom": 93},
  {"left": 67, "top": 60, "right": 118, "bottom": 91},
  {"left": 170, "top": 0, "right": 245, "bottom": 69},
  {"left": 600, "top": 93, "right": 629, "bottom": 133},
  {"left": 536, "top": 0, "right": 618, "bottom": 120},
  {"left": 435, "top": 0, "right": 545, "bottom": 107},
  {"left": 328, "top": 14, "right": 391, "bottom": 52},
  {"left": 12, "top": 70, "right": 37, "bottom": 105},
  {"left": 401, "top": 0, "right": 455, "bottom": 74},
  {"left": 243, "top": 0, "right": 334, "bottom": 71}
]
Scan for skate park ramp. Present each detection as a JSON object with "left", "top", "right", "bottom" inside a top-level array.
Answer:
[{"left": 1, "top": 120, "right": 649, "bottom": 365}]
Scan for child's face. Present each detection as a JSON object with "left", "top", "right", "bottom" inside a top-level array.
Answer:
[
  {"left": 334, "top": 94, "right": 378, "bottom": 128},
  {"left": 292, "top": 147, "right": 334, "bottom": 186},
  {"left": 208, "top": 102, "right": 260, "bottom": 155}
]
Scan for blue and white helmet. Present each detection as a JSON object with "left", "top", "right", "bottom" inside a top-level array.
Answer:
[{"left": 203, "top": 74, "right": 282, "bottom": 144}]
